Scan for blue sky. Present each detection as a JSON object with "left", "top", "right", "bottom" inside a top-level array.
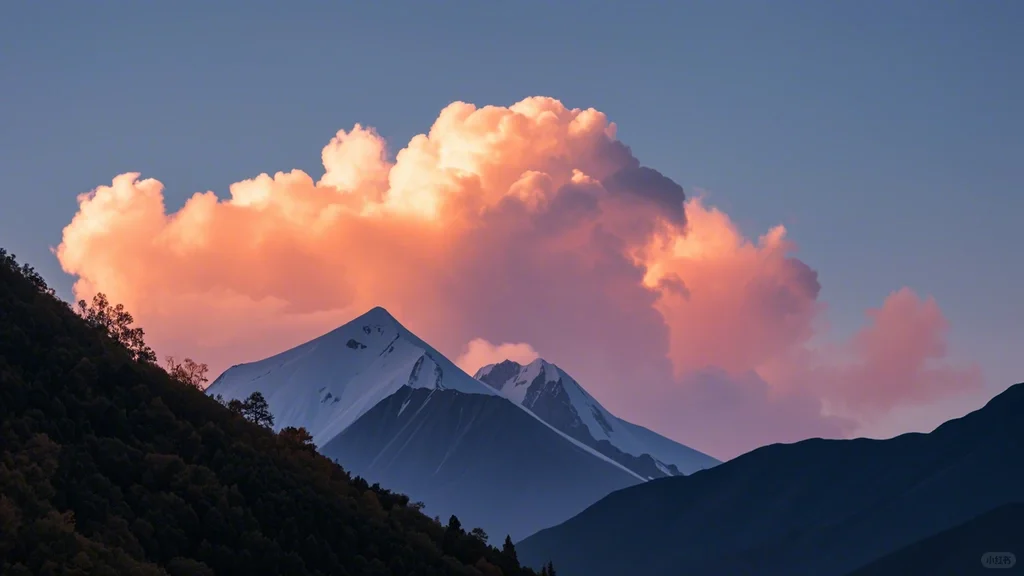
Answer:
[{"left": 2, "top": 1, "right": 1022, "bottom": 429}]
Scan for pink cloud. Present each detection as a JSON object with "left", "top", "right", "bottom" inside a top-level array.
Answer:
[
  {"left": 822, "top": 288, "right": 984, "bottom": 415},
  {"left": 456, "top": 339, "right": 540, "bottom": 374},
  {"left": 55, "top": 96, "right": 981, "bottom": 459}
]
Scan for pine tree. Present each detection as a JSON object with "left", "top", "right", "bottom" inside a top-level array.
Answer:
[
  {"left": 446, "top": 515, "right": 463, "bottom": 534},
  {"left": 242, "top": 391, "right": 275, "bottom": 428},
  {"left": 442, "top": 514, "right": 463, "bottom": 556},
  {"left": 502, "top": 535, "right": 518, "bottom": 563}
]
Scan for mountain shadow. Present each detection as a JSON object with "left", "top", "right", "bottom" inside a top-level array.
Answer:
[{"left": 320, "top": 385, "right": 641, "bottom": 541}]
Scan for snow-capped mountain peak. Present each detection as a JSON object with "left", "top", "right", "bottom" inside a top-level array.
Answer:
[
  {"left": 205, "top": 307, "right": 663, "bottom": 538},
  {"left": 207, "top": 306, "right": 497, "bottom": 444},
  {"left": 205, "top": 308, "right": 645, "bottom": 481},
  {"left": 475, "top": 358, "right": 720, "bottom": 477}
]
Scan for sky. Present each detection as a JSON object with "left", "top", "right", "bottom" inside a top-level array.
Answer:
[{"left": 2, "top": 1, "right": 1022, "bottom": 460}]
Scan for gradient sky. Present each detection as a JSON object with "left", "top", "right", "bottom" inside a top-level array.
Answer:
[{"left": 2, "top": 1, "right": 1022, "bottom": 459}]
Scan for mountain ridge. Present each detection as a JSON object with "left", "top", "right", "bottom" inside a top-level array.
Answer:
[
  {"left": 475, "top": 358, "right": 719, "bottom": 478},
  {"left": 517, "top": 380, "right": 1024, "bottom": 576}
]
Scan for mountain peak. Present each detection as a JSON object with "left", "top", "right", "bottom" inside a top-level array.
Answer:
[
  {"left": 207, "top": 304, "right": 497, "bottom": 444},
  {"left": 475, "top": 356, "right": 719, "bottom": 477},
  {"left": 351, "top": 305, "right": 399, "bottom": 326},
  {"left": 475, "top": 357, "right": 562, "bottom": 384}
]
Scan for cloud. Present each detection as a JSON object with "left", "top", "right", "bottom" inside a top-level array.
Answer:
[
  {"left": 456, "top": 339, "right": 540, "bottom": 375},
  {"left": 821, "top": 287, "right": 985, "bottom": 415},
  {"left": 56, "top": 96, "right": 982, "bottom": 460}
]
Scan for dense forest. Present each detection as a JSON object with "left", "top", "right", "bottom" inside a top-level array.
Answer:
[{"left": 0, "top": 248, "right": 558, "bottom": 575}]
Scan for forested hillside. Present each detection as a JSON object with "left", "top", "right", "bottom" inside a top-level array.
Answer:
[{"left": 0, "top": 249, "right": 555, "bottom": 576}]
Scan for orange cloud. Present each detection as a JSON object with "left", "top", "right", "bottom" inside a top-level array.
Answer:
[{"left": 56, "top": 96, "right": 982, "bottom": 459}]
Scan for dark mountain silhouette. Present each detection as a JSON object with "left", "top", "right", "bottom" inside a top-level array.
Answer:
[
  {"left": 518, "top": 382, "right": 1024, "bottom": 576},
  {"left": 320, "top": 385, "right": 640, "bottom": 541},
  {"left": 0, "top": 248, "right": 553, "bottom": 575},
  {"left": 845, "top": 502, "right": 1024, "bottom": 576}
]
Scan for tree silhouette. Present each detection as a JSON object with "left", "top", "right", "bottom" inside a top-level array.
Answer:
[
  {"left": 503, "top": 534, "right": 519, "bottom": 563},
  {"left": 280, "top": 426, "right": 316, "bottom": 453},
  {"left": 470, "top": 526, "right": 489, "bottom": 544},
  {"left": 446, "top": 515, "right": 463, "bottom": 534},
  {"left": 0, "top": 247, "right": 554, "bottom": 576},
  {"left": 442, "top": 514, "right": 464, "bottom": 555},
  {"left": 242, "top": 391, "right": 275, "bottom": 428},
  {"left": 76, "top": 292, "right": 156, "bottom": 363},
  {"left": 164, "top": 355, "right": 210, "bottom": 389}
]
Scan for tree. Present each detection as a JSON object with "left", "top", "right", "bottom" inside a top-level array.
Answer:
[
  {"left": 446, "top": 515, "right": 463, "bottom": 534},
  {"left": 226, "top": 398, "right": 245, "bottom": 415},
  {"left": 76, "top": 292, "right": 156, "bottom": 363},
  {"left": 242, "top": 391, "right": 274, "bottom": 428},
  {"left": 0, "top": 248, "right": 552, "bottom": 576},
  {"left": 442, "top": 514, "right": 464, "bottom": 556},
  {"left": 164, "top": 356, "right": 209, "bottom": 389},
  {"left": 0, "top": 249, "right": 54, "bottom": 296},
  {"left": 470, "top": 527, "right": 488, "bottom": 544},
  {"left": 502, "top": 535, "right": 518, "bottom": 563},
  {"left": 279, "top": 427, "right": 315, "bottom": 453}
]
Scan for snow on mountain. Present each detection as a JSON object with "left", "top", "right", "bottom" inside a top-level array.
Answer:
[
  {"left": 475, "top": 358, "right": 720, "bottom": 477},
  {"left": 206, "top": 306, "right": 498, "bottom": 445},
  {"left": 206, "top": 307, "right": 645, "bottom": 480}
]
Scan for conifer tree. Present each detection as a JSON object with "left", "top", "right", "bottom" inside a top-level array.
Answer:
[
  {"left": 242, "top": 391, "right": 275, "bottom": 428},
  {"left": 502, "top": 535, "right": 519, "bottom": 563}
]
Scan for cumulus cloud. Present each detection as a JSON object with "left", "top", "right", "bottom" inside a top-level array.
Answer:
[
  {"left": 456, "top": 339, "right": 540, "bottom": 374},
  {"left": 56, "top": 96, "right": 982, "bottom": 460}
]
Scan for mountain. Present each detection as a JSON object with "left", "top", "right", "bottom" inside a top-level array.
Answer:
[
  {"left": 0, "top": 248, "right": 549, "bottom": 576},
  {"left": 845, "top": 502, "right": 1024, "bottom": 576},
  {"left": 320, "top": 386, "right": 642, "bottom": 540},
  {"left": 207, "top": 307, "right": 643, "bottom": 540},
  {"left": 475, "top": 359, "right": 719, "bottom": 478},
  {"left": 517, "top": 381, "right": 1024, "bottom": 576},
  {"left": 207, "top": 306, "right": 500, "bottom": 446}
]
